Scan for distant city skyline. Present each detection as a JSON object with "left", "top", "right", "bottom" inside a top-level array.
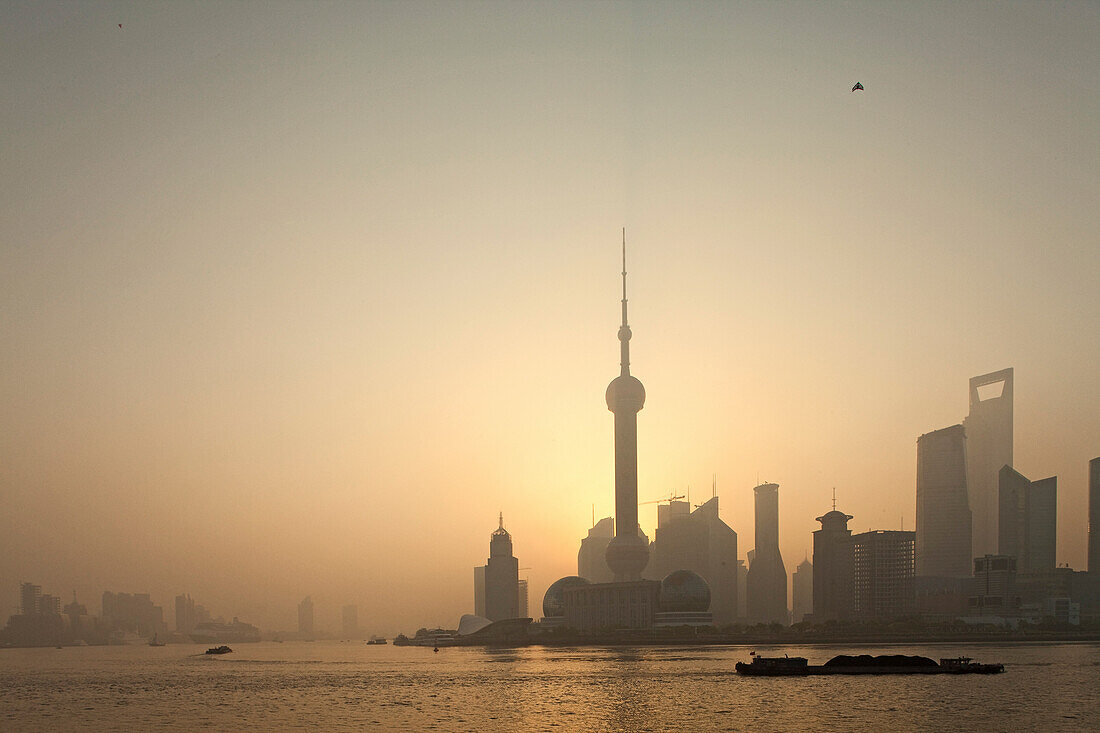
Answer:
[{"left": 2, "top": 2, "right": 1098, "bottom": 634}]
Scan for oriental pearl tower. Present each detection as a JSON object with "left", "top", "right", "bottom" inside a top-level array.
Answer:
[{"left": 604, "top": 230, "right": 650, "bottom": 581}]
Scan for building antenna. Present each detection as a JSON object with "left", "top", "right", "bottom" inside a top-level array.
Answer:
[
  {"left": 831, "top": 487, "right": 836, "bottom": 511},
  {"left": 621, "top": 227, "right": 627, "bottom": 307},
  {"left": 498, "top": 511, "right": 504, "bottom": 530},
  {"left": 619, "top": 227, "right": 631, "bottom": 377},
  {"left": 592, "top": 504, "right": 595, "bottom": 527}
]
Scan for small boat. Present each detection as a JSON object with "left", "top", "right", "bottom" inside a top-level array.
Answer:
[
  {"left": 148, "top": 634, "right": 166, "bottom": 647},
  {"left": 938, "top": 657, "right": 1006, "bottom": 674},
  {"left": 205, "top": 645, "right": 233, "bottom": 655}
]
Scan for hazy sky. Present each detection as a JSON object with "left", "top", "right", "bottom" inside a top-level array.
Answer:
[{"left": 2, "top": 1, "right": 1098, "bottom": 634}]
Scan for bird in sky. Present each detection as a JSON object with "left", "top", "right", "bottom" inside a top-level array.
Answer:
[{"left": 852, "top": 82, "right": 864, "bottom": 92}]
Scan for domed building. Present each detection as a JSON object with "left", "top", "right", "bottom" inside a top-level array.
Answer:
[
  {"left": 654, "top": 570, "right": 713, "bottom": 627},
  {"left": 542, "top": 576, "right": 590, "bottom": 620}
]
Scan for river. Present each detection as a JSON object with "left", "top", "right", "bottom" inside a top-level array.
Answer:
[{"left": 1, "top": 641, "right": 1096, "bottom": 731}]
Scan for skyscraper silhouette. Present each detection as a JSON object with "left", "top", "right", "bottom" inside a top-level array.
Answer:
[
  {"left": 813, "top": 504, "right": 854, "bottom": 622},
  {"left": 964, "top": 368, "right": 1013, "bottom": 560},
  {"left": 998, "top": 466, "right": 1057, "bottom": 572},
  {"left": 577, "top": 517, "right": 615, "bottom": 583},
  {"left": 746, "top": 482, "right": 787, "bottom": 624},
  {"left": 645, "top": 496, "right": 738, "bottom": 625},
  {"left": 852, "top": 530, "right": 916, "bottom": 619},
  {"left": 1090, "top": 457, "right": 1100, "bottom": 574},
  {"left": 915, "top": 425, "right": 972, "bottom": 577},
  {"left": 792, "top": 558, "right": 813, "bottom": 624},
  {"left": 483, "top": 513, "right": 519, "bottom": 621}
]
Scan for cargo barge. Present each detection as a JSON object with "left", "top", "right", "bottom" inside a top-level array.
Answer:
[{"left": 735, "top": 654, "right": 1004, "bottom": 676}]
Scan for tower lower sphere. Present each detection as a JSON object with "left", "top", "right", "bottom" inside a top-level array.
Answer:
[{"left": 605, "top": 534, "right": 649, "bottom": 581}]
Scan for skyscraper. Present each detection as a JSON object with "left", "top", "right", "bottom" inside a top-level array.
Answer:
[
  {"left": 102, "top": 591, "right": 165, "bottom": 638},
  {"left": 483, "top": 513, "right": 519, "bottom": 621},
  {"left": 746, "top": 482, "right": 787, "bottom": 624},
  {"left": 851, "top": 530, "right": 916, "bottom": 619},
  {"left": 517, "top": 579, "right": 528, "bottom": 619},
  {"left": 577, "top": 517, "right": 615, "bottom": 583},
  {"left": 1089, "top": 457, "right": 1100, "bottom": 574},
  {"left": 297, "top": 596, "right": 314, "bottom": 637},
  {"left": 38, "top": 594, "right": 61, "bottom": 616},
  {"left": 792, "top": 558, "right": 813, "bottom": 624},
  {"left": 175, "top": 594, "right": 196, "bottom": 634},
  {"left": 915, "top": 424, "right": 972, "bottom": 578},
  {"left": 813, "top": 504, "right": 854, "bottom": 622},
  {"left": 473, "top": 566, "right": 486, "bottom": 617},
  {"left": 645, "top": 496, "right": 739, "bottom": 625},
  {"left": 604, "top": 233, "right": 649, "bottom": 582},
  {"left": 998, "top": 466, "right": 1057, "bottom": 573},
  {"left": 963, "top": 368, "right": 1014, "bottom": 560},
  {"left": 19, "top": 583, "right": 41, "bottom": 616}
]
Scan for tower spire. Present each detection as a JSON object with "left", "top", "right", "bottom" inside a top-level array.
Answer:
[
  {"left": 498, "top": 511, "right": 504, "bottom": 530},
  {"left": 621, "top": 227, "right": 628, "bottom": 326},
  {"left": 618, "top": 227, "right": 631, "bottom": 376}
]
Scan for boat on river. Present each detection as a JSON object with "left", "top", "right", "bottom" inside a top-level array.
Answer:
[
  {"left": 205, "top": 645, "right": 233, "bottom": 655},
  {"left": 735, "top": 653, "right": 1004, "bottom": 676}
]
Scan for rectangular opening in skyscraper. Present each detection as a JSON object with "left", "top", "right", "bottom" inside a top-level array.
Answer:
[{"left": 976, "top": 380, "right": 1006, "bottom": 401}]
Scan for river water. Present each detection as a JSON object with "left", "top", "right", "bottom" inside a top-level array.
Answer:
[{"left": 1, "top": 641, "right": 1097, "bottom": 731}]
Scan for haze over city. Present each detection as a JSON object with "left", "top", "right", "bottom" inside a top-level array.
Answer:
[{"left": 2, "top": 2, "right": 1098, "bottom": 636}]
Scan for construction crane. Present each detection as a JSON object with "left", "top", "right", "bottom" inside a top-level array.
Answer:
[{"left": 638, "top": 493, "right": 685, "bottom": 506}]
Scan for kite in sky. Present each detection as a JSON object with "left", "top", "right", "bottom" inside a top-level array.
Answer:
[{"left": 852, "top": 82, "right": 864, "bottom": 92}]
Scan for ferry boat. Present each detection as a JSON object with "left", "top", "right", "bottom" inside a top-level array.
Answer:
[
  {"left": 205, "top": 645, "right": 233, "bottom": 655},
  {"left": 735, "top": 653, "right": 1004, "bottom": 676},
  {"left": 366, "top": 636, "right": 388, "bottom": 645}
]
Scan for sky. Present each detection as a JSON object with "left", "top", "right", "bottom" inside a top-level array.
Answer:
[{"left": 1, "top": 1, "right": 1098, "bottom": 634}]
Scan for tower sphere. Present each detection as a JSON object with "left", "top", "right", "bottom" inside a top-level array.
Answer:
[
  {"left": 604, "top": 534, "right": 650, "bottom": 579},
  {"left": 606, "top": 375, "right": 645, "bottom": 413}
]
